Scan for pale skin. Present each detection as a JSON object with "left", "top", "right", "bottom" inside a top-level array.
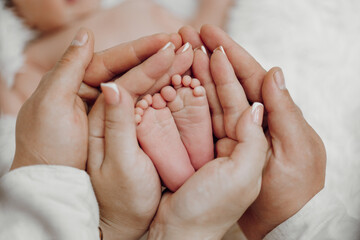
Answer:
[
  {"left": 135, "top": 74, "right": 214, "bottom": 192},
  {"left": 96, "top": 62, "right": 268, "bottom": 240},
  {"left": 173, "top": 24, "right": 327, "bottom": 239},
  {"left": 147, "top": 46, "right": 268, "bottom": 240},
  {"left": 87, "top": 40, "right": 196, "bottom": 239},
  {"left": 9, "top": 28, "right": 190, "bottom": 239},
  {"left": 0, "top": 0, "right": 233, "bottom": 116},
  {"left": 9, "top": 25, "right": 326, "bottom": 239}
]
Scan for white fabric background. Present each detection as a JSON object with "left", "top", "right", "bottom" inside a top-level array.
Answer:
[{"left": 0, "top": 0, "right": 359, "bottom": 238}]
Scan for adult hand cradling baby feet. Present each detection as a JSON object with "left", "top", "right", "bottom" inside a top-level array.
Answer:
[{"left": 4, "top": 25, "right": 326, "bottom": 240}]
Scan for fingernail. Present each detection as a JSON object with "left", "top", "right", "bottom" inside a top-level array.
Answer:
[
  {"left": 214, "top": 46, "right": 226, "bottom": 56},
  {"left": 274, "top": 69, "right": 286, "bottom": 90},
  {"left": 194, "top": 45, "right": 207, "bottom": 55},
  {"left": 160, "top": 42, "right": 175, "bottom": 51},
  {"left": 181, "top": 42, "right": 191, "bottom": 53},
  {"left": 101, "top": 82, "right": 120, "bottom": 105},
  {"left": 251, "top": 102, "right": 264, "bottom": 126},
  {"left": 71, "top": 28, "right": 89, "bottom": 47}
]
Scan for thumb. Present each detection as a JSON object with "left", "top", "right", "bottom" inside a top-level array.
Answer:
[
  {"left": 262, "top": 67, "right": 306, "bottom": 141},
  {"left": 229, "top": 103, "right": 268, "bottom": 202},
  {"left": 47, "top": 28, "right": 94, "bottom": 94},
  {"left": 101, "top": 82, "right": 138, "bottom": 169},
  {"left": 231, "top": 103, "right": 268, "bottom": 170}
]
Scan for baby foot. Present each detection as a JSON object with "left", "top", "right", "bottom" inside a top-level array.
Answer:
[
  {"left": 164, "top": 75, "right": 214, "bottom": 170},
  {"left": 136, "top": 94, "right": 195, "bottom": 192}
]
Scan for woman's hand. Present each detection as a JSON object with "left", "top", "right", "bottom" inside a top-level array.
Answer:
[
  {"left": 10, "top": 28, "right": 182, "bottom": 171},
  {"left": 11, "top": 28, "right": 95, "bottom": 170},
  {"left": 181, "top": 25, "right": 326, "bottom": 239},
  {"left": 148, "top": 44, "right": 268, "bottom": 240}
]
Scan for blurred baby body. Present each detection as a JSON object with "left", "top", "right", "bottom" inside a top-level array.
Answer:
[{"left": 4, "top": 0, "right": 232, "bottom": 110}]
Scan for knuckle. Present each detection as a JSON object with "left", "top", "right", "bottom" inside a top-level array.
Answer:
[
  {"left": 105, "top": 118, "right": 121, "bottom": 130},
  {"left": 57, "top": 55, "right": 73, "bottom": 67}
]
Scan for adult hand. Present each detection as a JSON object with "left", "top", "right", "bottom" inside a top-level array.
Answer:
[
  {"left": 10, "top": 28, "right": 181, "bottom": 171},
  {"left": 148, "top": 45, "right": 268, "bottom": 240},
  {"left": 181, "top": 25, "right": 326, "bottom": 239},
  {"left": 11, "top": 28, "right": 94, "bottom": 170},
  {"left": 87, "top": 42, "right": 194, "bottom": 240}
]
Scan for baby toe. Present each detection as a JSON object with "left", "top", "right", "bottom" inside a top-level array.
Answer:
[
  {"left": 161, "top": 86, "right": 177, "bottom": 102},
  {"left": 152, "top": 93, "right": 167, "bottom": 109},
  {"left": 190, "top": 78, "right": 201, "bottom": 89},
  {"left": 135, "top": 107, "right": 144, "bottom": 116},
  {"left": 182, "top": 75, "right": 192, "bottom": 87},
  {"left": 143, "top": 94, "right": 153, "bottom": 106},
  {"left": 172, "top": 74, "right": 182, "bottom": 86},
  {"left": 193, "top": 86, "right": 206, "bottom": 97},
  {"left": 136, "top": 99, "right": 149, "bottom": 110},
  {"left": 135, "top": 114, "right": 142, "bottom": 125}
]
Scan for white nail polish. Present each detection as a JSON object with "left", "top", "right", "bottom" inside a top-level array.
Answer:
[
  {"left": 71, "top": 29, "right": 88, "bottom": 47},
  {"left": 214, "top": 46, "right": 226, "bottom": 56},
  {"left": 219, "top": 46, "right": 226, "bottom": 55},
  {"left": 274, "top": 70, "right": 287, "bottom": 90},
  {"left": 182, "top": 42, "right": 191, "bottom": 53},
  {"left": 160, "top": 42, "right": 175, "bottom": 51},
  {"left": 251, "top": 102, "right": 263, "bottom": 125},
  {"left": 201, "top": 46, "right": 207, "bottom": 55},
  {"left": 101, "top": 82, "right": 119, "bottom": 95}
]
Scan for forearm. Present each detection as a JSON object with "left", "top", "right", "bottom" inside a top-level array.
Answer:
[{"left": 238, "top": 213, "right": 272, "bottom": 240}]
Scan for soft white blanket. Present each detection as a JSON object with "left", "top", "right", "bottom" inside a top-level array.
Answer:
[{"left": 0, "top": 0, "right": 359, "bottom": 238}]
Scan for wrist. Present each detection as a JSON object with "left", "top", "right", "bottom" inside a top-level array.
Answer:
[
  {"left": 99, "top": 217, "right": 147, "bottom": 240},
  {"left": 148, "top": 213, "right": 224, "bottom": 240}
]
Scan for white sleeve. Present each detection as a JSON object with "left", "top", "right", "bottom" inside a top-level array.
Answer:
[
  {"left": 264, "top": 189, "right": 360, "bottom": 240},
  {"left": 0, "top": 165, "right": 100, "bottom": 240}
]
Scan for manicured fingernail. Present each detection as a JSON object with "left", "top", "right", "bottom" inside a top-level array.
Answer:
[
  {"left": 71, "top": 28, "right": 89, "bottom": 46},
  {"left": 160, "top": 42, "right": 175, "bottom": 51},
  {"left": 194, "top": 45, "right": 207, "bottom": 55},
  {"left": 251, "top": 102, "right": 264, "bottom": 125},
  {"left": 101, "top": 82, "right": 120, "bottom": 105},
  {"left": 181, "top": 42, "right": 191, "bottom": 53},
  {"left": 274, "top": 69, "right": 286, "bottom": 90},
  {"left": 214, "top": 46, "right": 226, "bottom": 56}
]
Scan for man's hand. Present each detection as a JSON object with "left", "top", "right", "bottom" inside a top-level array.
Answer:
[{"left": 180, "top": 25, "right": 326, "bottom": 238}]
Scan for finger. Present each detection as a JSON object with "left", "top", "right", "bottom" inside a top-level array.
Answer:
[
  {"left": 84, "top": 33, "right": 182, "bottom": 87},
  {"left": 139, "top": 42, "right": 194, "bottom": 97},
  {"left": 78, "top": 83, "right": 100, "bottom": 100},
  {"left": 230, "top": 103, "right": 267, "bottom": 184},
  {"left": 210, "top": 47, "right": 250, "bottom": 140},
  {"left": 178, "top": 25, "right": 204, "bottom": 48},
  {"left": 47, "top": 28, "right": 94, "bottom": 95},
  {"left": 200, "top": 24, "right": 266, "bottom": 102},
  {"left": 101, "top": 83, "right": 138, "bottom": 170},
  {"left": 215, "top": 138, "right": 237, "bottom": 158},
  {"left": 192, "top": 46, "right": 225, "bottom": 139},
  {"left": 87, "top": 94, "right": 106, "bottom": 172},
  {"left": 262, "top": 68, "right": 318, "bottom": 149},
  {"left": 111, "top": 42, "right": 176, "bottom": 101}
]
